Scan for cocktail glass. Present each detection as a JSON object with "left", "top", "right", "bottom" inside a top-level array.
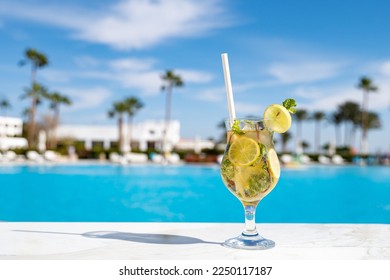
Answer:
[{"left": 220, "top": 118, "right": 280, "bottom": 250}]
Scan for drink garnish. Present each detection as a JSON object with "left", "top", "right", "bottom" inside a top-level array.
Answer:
[
  {"left": 267, "top": 148, "right": 280, "bottom": 178},
  {"left": 228, "top": 136, "right": 260, "bottom": 166},
  {"left": 221, "top": 158, "right": 234, "bottom": 183},
  {"left": 247, "top": 171, "right": 271, "bottom": 195},
  {"left": 282, "top": 98, "right": 297, "bottom": 114},
  {"left": 231, "top": 119, "right": 245, "bottom": 135},
  {"left": 263, "top": 98, "right": 297, "bottom": 133}
]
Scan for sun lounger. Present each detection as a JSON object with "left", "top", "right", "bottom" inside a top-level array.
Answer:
[
  {"left": 44, "top": 151, "right": 58, "bottom": 162},
  {"left": 109, "top": 152, "right": 121, "bottom": 163},
  {"left": 167, "top": 153, "right": 181, "bottom": 164},
  {"left": 4, "top": 151, "right": 17, "bottom": 161},
  {"left": 26, "top": 151, "right": 44, "bottom": 162},
  {"left": 300, "top": 154, "right": 311, "bottom": 164},
  {"left": 280, "top": 154, "right": 293, "bottom": 164},
  {"left": 332, "top": 154, "right": 344, "bottom": 165},
  {"left": 151, "top": 153, "right": 164, "bottom": 164},
  {"left": 123, "top": 152, "right": 148, "bottom": 164},
  {"left": 318, "top": 155, "right": 331, "bottom": 164}
]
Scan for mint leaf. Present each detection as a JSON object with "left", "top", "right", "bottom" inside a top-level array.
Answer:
[
  {"left": 246, "top": 171, "right": 270, "bottom": 197},
  {"left": 221, "top": 158, "right": 235, "bottom": 182},
  {"left": 231, "top": 119, "right": 245, "bottom": 135},
  {"left": 282, "top": 98, "right": 297, "bottom": 114}
]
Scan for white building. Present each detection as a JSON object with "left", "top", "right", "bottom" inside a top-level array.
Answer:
[
  {"left": 0, "top": 116, "right": 28, "bottom": 150},
  {"left": 174, "top": 137, "right": 215, "bottom": 153},
  {"left": 56, "top": 120, "right": 180, "bottom": 152}
]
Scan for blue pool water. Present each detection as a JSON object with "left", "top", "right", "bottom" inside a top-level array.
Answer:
[{"left": 0, "top": 164, "right": 389, "bottom": 223}]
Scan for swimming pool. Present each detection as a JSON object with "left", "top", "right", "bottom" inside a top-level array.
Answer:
[{"left": 0, "top": 164, "right": 389, "bottom": 223}]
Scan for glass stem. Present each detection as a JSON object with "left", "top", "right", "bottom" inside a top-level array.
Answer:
[{"left": 242, "top": 205, "right": 259, "bottom": 236}]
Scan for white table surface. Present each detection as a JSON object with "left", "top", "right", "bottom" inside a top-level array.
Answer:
[{"left": 1, "top": 222, "right": 389, "bottom": 260}]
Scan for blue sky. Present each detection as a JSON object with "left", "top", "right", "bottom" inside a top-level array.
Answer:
[{"left": 0, "top": 0, "right": 389, "bottom": 153}]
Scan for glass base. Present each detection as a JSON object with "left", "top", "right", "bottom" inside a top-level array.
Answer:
[{"left": 223, "top": 233, "right": 275, "bottom": 250}]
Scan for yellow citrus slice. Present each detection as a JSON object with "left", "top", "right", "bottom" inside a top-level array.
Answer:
[
  {"left": 268, "top": 148, "right": 280, "bottom": 178},
  {"left": 263, "top": 104, "right": 292, "bottom": 133},
  {"left": 228, "top": 136, "right": 260, "bottom": 166},
  {"left": 234, "top": 168, "right": 249, "bottom": 198}
]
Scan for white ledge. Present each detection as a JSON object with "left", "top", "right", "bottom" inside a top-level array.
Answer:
[{"left": 1, "top": 222, "right": 389, "bottom": 260}]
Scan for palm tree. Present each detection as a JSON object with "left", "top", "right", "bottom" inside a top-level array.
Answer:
[
  {"left": 44, "top": 91, "right": 72, "bottom": 148},
  {"left": 160, "top": 70, "right": 184, "bottom": 153},
  {"left": 19, "top": 48, "right": 49, "bottom": 148},
  {"left": 311, "top": 111, "right": 325, "bottom": 153},
  {"left": 0, "top": 98, "right": 11, "bottom": 138},
  {"left": 357, "top": 76, "right": 378, "bottom": 154},
  {"left": 108, "top": 101, "right": 128, "bottom": 152},
  {"left": 280, "top": 131, "right": 292, "bottom": 153},
  {"left": 294, "top": 109, "right": 308, "bottom": 154},
  {"left": 0, "top": 98, "right": 11, "bottom": 116},
  {"left": 365, "top": 111, "right": 381, "bottom": 131},
  {"left": 124, "top": 96, "right": 143, "bottom": 151},
  {"left": 217, "top": 119, "right": 228, "bottom": 143},
  {"left": 301, "top": 141, "right": 310, "bottom": 153},
  {"left": 330, "top": 111, "right": 343, "bottom": 147},
  {"left": 21, "top": 82, "right": 48, "bottom": 147},
  {"left": 337, "top": 101, "right": 361, "bottom": 147}
]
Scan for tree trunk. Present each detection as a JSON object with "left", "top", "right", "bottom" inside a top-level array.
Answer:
[
  {"left": 28, "top": 97, "right": 37, "bottom": 148},
  {"left": 162, "top": 85, "right": 172, "bottom": 153},
  {"left": 28, "top": 66, "right": 37, "bottom": 149},
  {"left": 315, "top": 120, "right": 321, "bottom": 153},
  {"left": 334, "top": 124, "right": 340, "bottom": 147},
  {"left": 52, "top": 107, "right": 59, "bottom": 149},
  {"left": 128, "top": 116, "right": 133, "bottom": 152},
  {"left": 282, "top": 141, "right": 287, "bottom": 153},
  {"left": 344, "top": 122, "right": 349, "bottom": 147},
  {"left": 296, "top": 121, "right": 302, "bottom": 154},
  {"left": 361, "top": 91, "right": 369, "bottom": 154},
  {"left": 351, "top": 125, "right": 357, "bottom": 150},
  {"left": 118, "top": 115, "right": 123, "bottom": 153}
]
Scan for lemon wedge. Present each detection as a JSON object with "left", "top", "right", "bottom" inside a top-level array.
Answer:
[
  {"left": 263, "top": 104, "right": 292, "bottom": 133},
  {"left": 268, "top": 148, "right": 280, "bottom": 178},
  {"left": 228, "top": 136, "right": 260, "bottom": 166}
]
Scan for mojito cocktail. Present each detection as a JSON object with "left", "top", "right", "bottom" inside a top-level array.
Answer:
[{"left": 220, "top": 101, "right": 296, "bottom": 249}]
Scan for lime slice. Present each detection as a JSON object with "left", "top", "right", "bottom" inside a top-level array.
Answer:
[
  {"left": 268, "top": 148, "right": 280, "bottom": 178},
  {"left": 263, "top": 104, "right": 292, "bottom": 133},
  {"left": 228, "top": 136, "right": 260, "bottom": 166}
]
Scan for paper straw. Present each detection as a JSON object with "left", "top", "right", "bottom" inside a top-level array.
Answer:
[{"left": 221, "top": 53, "right": 236, "bottom": 125}]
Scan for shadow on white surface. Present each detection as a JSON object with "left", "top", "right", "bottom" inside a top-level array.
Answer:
[{"left": 13, "top": 229, "right": 220, "bottom": 245}]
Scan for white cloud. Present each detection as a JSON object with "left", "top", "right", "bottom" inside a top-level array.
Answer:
[
  {"left": 379, "top": 61, "right": 390, "bottom": 77},
  {"left": 0, "top": 1, "right": 89, "bottom": 29},
  {"left": 40, "top": 56, "right": 213, "bottom": 95},
  {"left": 40, "top": 69, "right": 72, "bottom": 83},
  {"left": 73, "top": 56, "right": 102, "bottom": 69},
  {"left": 0, "top": 0, "right": 230, "bottom": 50},
  {"left": 109, "top": 58, "right": 155, "bottom": 71},
  {"left": 115, "top": 71, "right": 162, "bottom": 95},
  {"left": 176, "top": 69, "right": 213, "bottom": 84},
  {"left": 293, "top": 86, "right": 326, "bottom": 100},
  {"left": 40, "top": 69, "right": 114, "bottom": 84},
  {"left": 235, "top": 102, "right": 262, "bottom": 116},
  {"left": 300, "top": 84, "right": 390, "bottom": 112},
  {"left": 194, "top": 81, "right": 262, "bottom": 103},
  {"left": 268, "top": 61, "right": 344, "bottom": 84},
  {"left": 195, "top": 87, "right": 225, "bottom": 102},
  {"left": 299, "top": 61, "right": 390, "bottom": 111},
  {"left": 61, "top": 87, "right": 112, "bottom": 111}
]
